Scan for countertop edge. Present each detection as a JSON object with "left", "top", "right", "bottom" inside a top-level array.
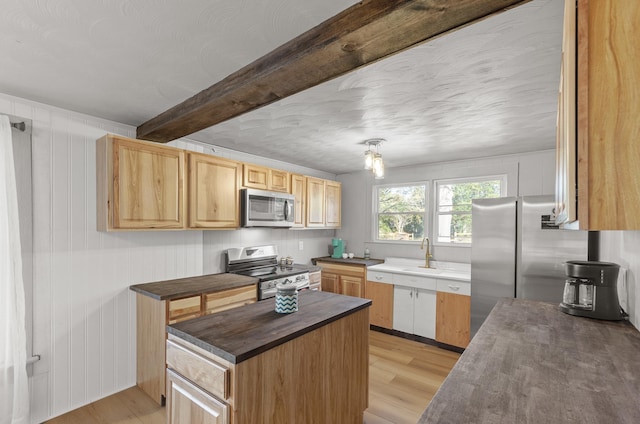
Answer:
[{"left": 129, "top": 274, "right": 259, "bottom": 301}]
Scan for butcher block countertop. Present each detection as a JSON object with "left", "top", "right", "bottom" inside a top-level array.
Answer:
[
  {"left": 419, "top": 298, "right": 640, "bottom": 423},
  {"left": 129, "top": 273, "right": 258, "bottom": 301},
  {"left": 167, "top": 290, "right": 371, "bottom": 364}
]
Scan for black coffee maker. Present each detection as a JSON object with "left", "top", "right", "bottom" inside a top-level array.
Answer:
[{"left": 559, "top": 261, "right": 625, "bottom": 320}]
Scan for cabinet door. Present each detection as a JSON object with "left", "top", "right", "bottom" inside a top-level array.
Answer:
[
  {"left": 306, "top": 177, "right": 325, "bottom": 227},
  {"left": 243, "top": 164, "right": 269, "bottom": 190},
  {"left": 101, "top": 135, "right": 185, "bottom": 230},
  {"left": 321, "top": 272, "right": 339, "bottom": 294},
  {"left": 325, "top": 180, "right": 341, "bottom": 228},
  {"left": 188, "top": 153, "right": 241, "bottom": 229},
  {"left": 269, "top": 169, "right": 290, "bottom": 192},
  {"left": 413, "top": 288, "right": 436, "bottom": 339},
  {"left": 393, "top": 286, "right": 414, "bottom": 334},
  {"left": 167, "top": 369, "right": 229, "bottom": 424},
  {"left": 290, "top": 174, "right": 306, "bottom": 227},
  {"left": 436, "top": 292, "right": 470, "bottom": 348},
  {"left": 341, "top": 275, "right": 364, "bottom": 298},
  {"left": 555, "top": 0, "right": 577, "bottom": 225},
  {"left": 366, "top": 281, "right": 393, "bottom": 329}
]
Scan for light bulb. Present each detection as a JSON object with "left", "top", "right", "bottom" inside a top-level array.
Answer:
[{"left": 364, "top": 150, "right": 374, "bottom": 170}]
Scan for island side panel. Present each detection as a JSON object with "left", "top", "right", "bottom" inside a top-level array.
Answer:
[
  {"left": 232, "top": 307, "right": 369, "bottom": 424},
  {"left": 136, "top": 293, "right": 167, "bottom": 404}
]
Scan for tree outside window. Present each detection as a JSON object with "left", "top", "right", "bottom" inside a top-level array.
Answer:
[
  {"left": 376, "top": 185, "right": 426, "bottom": 241},
  {"left": 436, "top": 177, "right": 505, "bottom": 244}
]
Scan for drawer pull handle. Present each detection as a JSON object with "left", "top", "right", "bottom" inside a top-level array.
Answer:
[
  {"left": 448, "top": 285, "right": 460, "bottom": 291},
  {"left": 376, "top": 276, "right": 383, "bottom": 280}
]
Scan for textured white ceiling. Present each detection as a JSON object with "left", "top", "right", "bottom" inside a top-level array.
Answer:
[{"left": 0, "top": 0, "right": 563, "bottom": 175}]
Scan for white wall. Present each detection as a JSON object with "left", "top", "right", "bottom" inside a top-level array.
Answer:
[
  {"left": 0, "top": 93, "right": 205, "bottom": 422},
  {"left": 336, "top": 150, "right": 556, "bottom": 263},
  {"left": 0, "top": 91, "right": 337, "bottom": 422},
  {"left": 600, "top": 231, "right": 640, "bottom": 329}
]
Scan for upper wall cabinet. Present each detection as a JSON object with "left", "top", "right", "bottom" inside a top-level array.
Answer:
[
  {"left": 556, "top": 0, "right": 640, "bottom": 230},
  {"left": 188, "top": 152, "right": 241, "bottom": 229},
  {"left": 243, "top": 163, "right": 290, "bottom": 192},
  {"left": 97, "top": 134, "right": 185, "bottom": 231},
  {"left": 290, "top": 174, "right": 307, "bottom": 228},
  {"left": 306, "top": 177, "right": 341, "bottom": 229},
  {"left": 325, "top": 180, "right": 341, "bottom": 228}
]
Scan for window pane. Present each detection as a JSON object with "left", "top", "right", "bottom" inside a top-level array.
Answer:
[
  {"left": 436, "top": 177, "right": 504, "bottom": 244},
  {"left": 378, "top": 186, "right": 425, "bottom": 213},
  {"left": 378, "top": 213, "right": 424, "bottom": 241},
  {"left": 438, "top": 180, "right": 501, "bottom": 213},
  {"left": 437, "top": 212, "right": 472, "bottom": 243}
]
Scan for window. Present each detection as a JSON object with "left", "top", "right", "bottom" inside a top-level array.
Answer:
[
  {"left": 435, "top": 176, "right": 506, "bottom": 244},
  {"left": 374, "top": 184, "right": 427, "bottom": 242}
]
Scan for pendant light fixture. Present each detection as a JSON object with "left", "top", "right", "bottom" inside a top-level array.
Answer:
[{"left": 363, "top": 138, "right": 385, "bottom": 179}]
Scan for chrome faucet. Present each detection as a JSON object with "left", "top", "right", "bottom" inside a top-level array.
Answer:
[{"left": 420, "top": 236, "right": 433, "bottom": 268}]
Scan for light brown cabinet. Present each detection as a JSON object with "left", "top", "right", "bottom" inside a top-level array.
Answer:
[
  {"left": 165, "top": 302, "right": 369, "bottom": 424},
  {"left": 135, "top": 285, "right": 256, "bottom": 405},
  {"left": 188, "top": 152, "right": 241, "bottom": 229},
  {"left": 556, "top": 0, "right": 640, "bottom": 230},
  {"left": 290, "top": 173, "right": 307, "bottom": 227},
  {"left": 306, "top": 176, "right": 326, "bottom": 227},
  {"left": 166, "top": 369, "right": 229, "bottom": 424},
  {"left": 305, "top": 177, "right": 341, "bottom": 228},
  {"left": 435, "top": 291, "right": 470, "bottom": 348},
  {"left": 325, "top": 180, "right": 342, "bottom": 228},
  {"left": 243, "top": 163, "right": 290, "bottom": 192},
  {"left": 316, "top": 261, "right": 365, "bottom": 298},
  {"left": 96, "top": 134, "right": 185, "bottom": 230},
  {"left": 365, "top": 280, "right": 393, "bottom": 329}
]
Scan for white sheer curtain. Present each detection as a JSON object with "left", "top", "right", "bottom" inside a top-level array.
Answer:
[{"left": 0, "top": 115, "right": 30, "bottom": 424}]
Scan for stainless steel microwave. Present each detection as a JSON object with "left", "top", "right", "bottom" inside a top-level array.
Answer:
[{"left": 241, "top": 188, "right": 295, "bottom": 227}]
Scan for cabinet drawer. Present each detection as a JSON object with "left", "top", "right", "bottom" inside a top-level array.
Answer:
[
  {"left": 394, "top": 274, "right": 437, "bottom": 290},
  {"left": 166, "top": 339, "right": 229, "bottom": 400},
  {"left": 205, "top": 285, "right": 257, "bottom": 315},
  {"left": 166, "top": 369, "right": 229, "bottom": 424},
  {"left": 367, "top": 270, "right": 393, "bottom": 284},
  {"left": 436, "top": 280, "right": 470, "bottom": 296},
  {"left": 168, "top": 296, "right": 201, "bottom": 323}
]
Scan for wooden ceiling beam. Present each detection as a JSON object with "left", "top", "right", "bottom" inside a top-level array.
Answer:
[{"left": 136, "top": 0, "right": 531, "bottom": 143}]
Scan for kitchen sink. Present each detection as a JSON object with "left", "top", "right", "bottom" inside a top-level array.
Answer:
[{"left": 402, "top": 267, "right": 443, "bottom": 275}]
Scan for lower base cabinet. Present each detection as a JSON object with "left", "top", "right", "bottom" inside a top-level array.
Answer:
[
  {"left": 393, "top": 286, "right": 436, "bottom": 339},
  {"left": 365, "top": 280, "right": 393, "bottom": 328},
  {"left": 316, "top": 261, "right": 366, "bottom": 297},
  {"left": 167, "top": 369, "right": 229, "bottom": 424},
  {"left": 436, "top": 291, "right": 471, "bottom": 348}
]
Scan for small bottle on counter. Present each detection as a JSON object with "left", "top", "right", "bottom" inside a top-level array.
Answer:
[{"left": 364, "top": 248, "right": 370, "bottom": 259}]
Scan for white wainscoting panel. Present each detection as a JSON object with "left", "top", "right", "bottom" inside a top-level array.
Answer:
[{"left": 0, "top": 93, "right": 204, "bottom": 422}]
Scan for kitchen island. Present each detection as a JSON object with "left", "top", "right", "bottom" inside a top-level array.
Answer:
[
  {"left": 419, "top": 298, "right": 640, "bottom": 423},
  {"left": 130, "top": 273, "right": 259, "bottom": 405},
  {"left": 166, "top": 290, "right": 371, "bottom": 424}
]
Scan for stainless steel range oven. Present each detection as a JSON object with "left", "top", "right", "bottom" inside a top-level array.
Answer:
[{"left": 225, "top": 245, "right": 309, "bottom": 300}]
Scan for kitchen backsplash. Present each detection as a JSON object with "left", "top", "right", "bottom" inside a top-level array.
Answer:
[{"left": 203, "top": 228, "right": 335, "bottom": 274}]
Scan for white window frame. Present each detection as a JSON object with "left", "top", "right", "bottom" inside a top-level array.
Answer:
[
  {"left": 372, "top": 182, "right": 429, "bottom": 244},
  {"left": 433, "top": 175, "right": 507, "bottom": 247}
]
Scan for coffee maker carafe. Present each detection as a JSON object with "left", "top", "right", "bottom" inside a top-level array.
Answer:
[{"left": 559, "top": 261, "right": 625, "bottom": 320}]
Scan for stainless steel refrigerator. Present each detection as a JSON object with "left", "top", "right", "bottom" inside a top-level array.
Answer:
[{"left": 470, "top": 195, "right": 588, "bottom": 337}]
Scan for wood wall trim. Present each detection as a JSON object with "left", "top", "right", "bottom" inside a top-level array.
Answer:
[{"left": 137, "top": 0, "right": 531, "bottom": 143}]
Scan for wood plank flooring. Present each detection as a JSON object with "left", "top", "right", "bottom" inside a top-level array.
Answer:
[{"left": 46, "top": 330, "right": 460, "bottom": 424}]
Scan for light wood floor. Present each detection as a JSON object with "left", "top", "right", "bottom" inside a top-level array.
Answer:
[{"left": 46, "top": 331, "right": 460, "bottom": 424}]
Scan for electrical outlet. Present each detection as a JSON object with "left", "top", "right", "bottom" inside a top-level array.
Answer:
[{"left": 298, "top": 240, "right": 304, "bottom": 250}]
